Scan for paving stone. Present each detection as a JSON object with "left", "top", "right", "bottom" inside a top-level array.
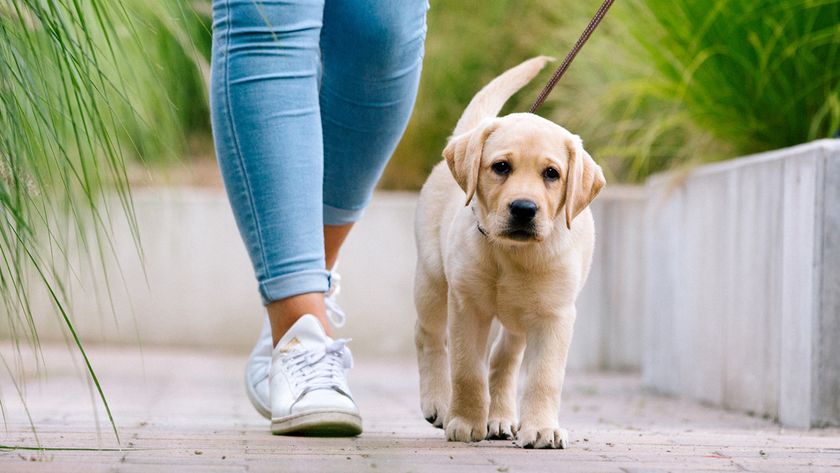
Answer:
[{"left": 0, "top": 344, "right": 838, "bottom": 472}]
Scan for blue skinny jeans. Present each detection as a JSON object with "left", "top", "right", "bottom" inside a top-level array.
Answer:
[{"left": 210, "top": 0, "right": 428, "bottom": 304}]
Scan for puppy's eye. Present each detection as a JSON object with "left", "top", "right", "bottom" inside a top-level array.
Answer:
[
  {"left": 492, "top": 161, "right": 511, "bottom": 176},
  {"left": 543, "top": 167, "right": 560, "bottom": 181}
]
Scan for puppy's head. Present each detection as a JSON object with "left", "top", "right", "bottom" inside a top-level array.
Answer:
[{"left": 443, "top": 113, "right": 605, "bottom": 244}]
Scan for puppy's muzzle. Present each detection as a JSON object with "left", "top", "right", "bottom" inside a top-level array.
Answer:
[{"left": 505, "top": 199, "right": 539, "bottom": 240}]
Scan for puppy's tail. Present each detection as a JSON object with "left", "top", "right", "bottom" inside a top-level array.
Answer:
[{"left": 452, "top": 55, "right": 553, "bottom": 136}]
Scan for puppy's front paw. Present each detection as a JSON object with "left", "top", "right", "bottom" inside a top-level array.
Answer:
[
  {"left": 516, "top": 427, "right": 569, "bottom": 449},
  {"left": 445, "top": 416, "right": 487, "bottom": 442},
  {"left": 421, "top": 397, "right": 448, "bottom": 429},
  {"left": 486, "top": 418, "right": 517, "bottom": 440}
]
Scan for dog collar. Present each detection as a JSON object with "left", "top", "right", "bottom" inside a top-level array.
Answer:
[{"left": 471, "top": 204, "right": 489, "bottom": 238}]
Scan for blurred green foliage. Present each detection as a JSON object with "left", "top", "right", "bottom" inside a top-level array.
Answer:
[
  {"left": 4, "top": 0, "right": 840, "bottom": 191},
  {"left": 115, "top": 1, "right": 212, "bottom": 162},
  {"left": 385, "top": 0, "right": 840, "bottom": 186},
  {"left": 41, "top": 0, "right": 833, "bottom": 187}
]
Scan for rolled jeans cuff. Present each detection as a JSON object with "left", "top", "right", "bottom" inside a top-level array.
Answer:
[
  {"left": 259, "top": 269, "right": 330, "bottom": 305},
  {"left": 324, "top": 203, "right": 365, "bottom": 225}
]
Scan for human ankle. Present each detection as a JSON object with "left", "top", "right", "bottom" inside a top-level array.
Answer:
[
  {"left": 267, "top": 293, "right": 330, "bottom": 345},
  {"left": 324, "top": 223, "right": 353, "bottom": 270}
]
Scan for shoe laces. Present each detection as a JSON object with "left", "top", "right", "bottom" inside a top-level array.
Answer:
[
  {"left": 325, "top": 271, "right": 347, "bottom": 328},
  {"left": 284, "top": 339, "right": 353, "bottom": 396}
]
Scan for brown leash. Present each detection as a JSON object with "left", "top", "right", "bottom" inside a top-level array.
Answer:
[{"left": 529, "top": 0, "right": 616, "bottom": 113}]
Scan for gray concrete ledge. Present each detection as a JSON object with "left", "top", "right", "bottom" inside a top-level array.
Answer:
[
  {"left": 2, "top": 187, "right": 642, "bottom": 372},
  {"left": 643, "top": 139, "right": 840, "bottom": 428}
]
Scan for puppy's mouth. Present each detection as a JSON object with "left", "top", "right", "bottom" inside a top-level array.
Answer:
[{"left": 501, "top": 227, "right": 539, "bottom": 242}]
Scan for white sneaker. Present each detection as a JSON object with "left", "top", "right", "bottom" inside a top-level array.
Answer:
[
  {"left": 245, "top": 272, "right": 347, "bottom": 419},
  {"left": 270, "top": 314, "right": 361, "bottom": 436},
  {"left": 244, "top": 316, "right": 273, "bottom": 419}
]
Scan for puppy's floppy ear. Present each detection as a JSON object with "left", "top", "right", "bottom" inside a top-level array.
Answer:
[
  {"left": 563, "top": 136, "right": 606, "bottom": 229},
  {"left": 442, "top": 119, "right": 498, "bottom": 205}
]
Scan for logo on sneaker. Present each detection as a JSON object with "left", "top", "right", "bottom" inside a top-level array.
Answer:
[{"left": 279, "top": 337, "right": 301, "bottom": 352}]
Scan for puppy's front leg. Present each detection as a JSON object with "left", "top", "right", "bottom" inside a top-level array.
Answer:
[
  {"left": 487, "top": 329, "right": 525, "bottom": 440},
  {"left": 445, "top": 292, "right": 492, "bottom": 442},
  {"left": 517, "top": 306, "right": 575, "bottom": 449}
]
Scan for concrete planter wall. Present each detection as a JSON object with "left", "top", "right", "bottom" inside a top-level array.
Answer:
[
  {"left": 576, "top": 188, "right": 647, "bottom": 371},
  {"left": 642, "top": 139, "right": 840, "bottom": 428},
  {"left": 6, "top": 187, "right": 642, "bottom": 372}
]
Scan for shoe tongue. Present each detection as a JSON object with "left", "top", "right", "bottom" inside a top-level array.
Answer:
[{"left": 276, "top": 314, "right": 331, "bottom": 352}]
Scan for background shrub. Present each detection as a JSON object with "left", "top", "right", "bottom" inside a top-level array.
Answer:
[{"left": 386, "top": 0, "right": 840, "bottom": 186}]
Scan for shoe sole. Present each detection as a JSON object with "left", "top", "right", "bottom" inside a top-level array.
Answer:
[
  {"left": 244, "top": 369, "right": 271, "bottom": 420},
  {"left": 271, "top": 410, "right": 363, "bottom": 437}
]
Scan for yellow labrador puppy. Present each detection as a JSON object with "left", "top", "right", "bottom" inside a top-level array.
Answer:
[{"left": 413, "top": 56, "right": 605, "bottom": 449}]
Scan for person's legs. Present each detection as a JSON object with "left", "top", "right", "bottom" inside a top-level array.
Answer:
[
  {"left": 319, "top": 0, "right": 429, "bottom": 224},
  {"left": 210, "top": 0, "right": 332, "bottom": 340},
  {"left": 215, "top": 0, "right": 428, "bottom": 429},
  {"left": 212, "top": 0, "right": 363, "bottom": 435}
]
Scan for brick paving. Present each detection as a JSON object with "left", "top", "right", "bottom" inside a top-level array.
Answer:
[{"left": 1, "top": 344, "right": 838, "bottom": 472}]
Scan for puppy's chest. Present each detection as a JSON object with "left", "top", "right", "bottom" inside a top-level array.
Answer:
[{"left": 491, "top": 266, "right": 575, "bottom": 326}]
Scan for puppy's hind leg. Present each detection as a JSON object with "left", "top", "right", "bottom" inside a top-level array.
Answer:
[
  {"left": 487, "top": 328, "right": 525, "bottom": 440},
  {"left": 414, "top": 270, "right": 450, "bottom": 428}
]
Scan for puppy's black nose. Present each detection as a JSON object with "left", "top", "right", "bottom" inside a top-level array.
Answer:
[{"left": 509, "top": 199, "right": 538, "bottom": 221}]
